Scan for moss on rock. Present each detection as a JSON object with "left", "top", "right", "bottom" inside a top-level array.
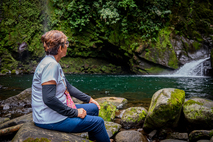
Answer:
[
  {"left": 59, "top": 57, "right": 124, "bottom": 74},
  {"left": 99, "top": 102, "right": 117, "bottom": 121},
  {"left": 184, "top": 100, "right": 203, "bottom": 106},
  {"left": 183, "top": 98, "right": 213, "bottom": 129},
  {"left": 121, "top": 107, "right": 147, "bottom": 129},
  {"left": 143, "top": 88, "right": 185, "bottom": 132}
]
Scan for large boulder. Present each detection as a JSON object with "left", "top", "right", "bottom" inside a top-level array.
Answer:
[
  {"left": 115, "top": 130, "right": 147, "bottom": 142},
  {"left": 105, "top": 121, "right": 122, "bottom": 138},
  {"left": 143, "top": 88, "right": 185, "bottom": 132},
  {"left": 95, "top": 97, "right": 128, "bottom": 109},
  {"left": 0, "top": 113, "right": 32, "bottom": 129},
  {"left": 0, "top": 88, "right": 32, "bottom": 118},
  {"left": 121, "top": 107, "right": 147, "bottom": 129},
  {"left": 99, "top": 101, "right": 117, "bottom": 121},
  {"left": 96, "top": 97, "right": 128, "bottom": 121},
  {"left": 183, "top": 98, "right": 213, "bottom": 129},
  {"left": 189, "top": 130, "right": 213, "bottom": 142},
  {"left": 12, "top": 122, "right": 89, "bottom": 142}
]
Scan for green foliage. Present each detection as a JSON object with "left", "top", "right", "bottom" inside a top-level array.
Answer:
[
  {"left": 50, "top": 0, "right": 175, "bottom": 40},
  {"left": 171, "top": 0, "right": 213, "bottom": 38},
  {"left": 0, "top": 0, "right": 45, "bottom": 52}
]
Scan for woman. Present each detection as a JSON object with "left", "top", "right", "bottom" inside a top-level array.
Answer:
[{"left": 31, "top": 30, "right": 111, "bottom": 142}]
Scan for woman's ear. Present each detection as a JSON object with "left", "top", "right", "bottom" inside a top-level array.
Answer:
[{"left": 58, "top": 45, "right": 62, "bottom": 52}]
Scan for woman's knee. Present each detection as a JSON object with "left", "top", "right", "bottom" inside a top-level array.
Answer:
[
  {"left": 90, "top": 103, "right": 99, "bottom": 116},
  {"left": 96, "top": 116, "right": 104, "bottom": 126}
]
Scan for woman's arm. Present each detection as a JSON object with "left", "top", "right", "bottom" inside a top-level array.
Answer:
[
  {"left": 65, "top": 78, "right": 91, "bottom": 103},
  {"left": 42, "top": 81, "right": 87, "bottom": 118},
  {"left": 65, "top": 79, "right": 100, "bottom": 109},
  {"left": 42, "top": 84, "right": 78, "bottom": 117}
]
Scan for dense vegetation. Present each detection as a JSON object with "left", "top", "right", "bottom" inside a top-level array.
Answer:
[{"left": 0, "top": 0, "right": 213, "bottom": 74}]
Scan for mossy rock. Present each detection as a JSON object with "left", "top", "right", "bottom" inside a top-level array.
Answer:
[
  {"left": 143, "top": 88, "right": 185, "bottom": 132},
  {"left": 99, "top": 102, "right": 117, "bottom": 121},
  {"left": 121, "top": 107, "right": 147, "bottom": 129},
  {"left": 11, "top": 70, "right": 16, "bottom": 74},
  {"left": 192, "top": 41, "right": 201, "bottom": 51},
  {"left": 138, "top": 28, "right": 179, "bottom": 70},
  {"left": 115, "top": 130, "right": 147, "bottom": 142},
  {"left": 59, "top": 57, "right": 124, "bottom": 74},
  {"left": 0, "top": 88, "right": 32, "bottom": 119},
  {"left": 1, "top": 69, "right": 10, "bottom": 74},
  {"left": 189, "top": 130, "right": 213, "bottom": 142},
  {"left": 183, "top": 98, "right": 213, "bottom": 129},
  {"left": 0, "top": 113, "right": 32, "bottom": 129},
  {"left": 104, "top": 121, "right": 121, "bottom": 137}
]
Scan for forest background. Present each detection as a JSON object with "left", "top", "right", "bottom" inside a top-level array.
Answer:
[{"left": 0, "top": 0, "right": 213, "bottom": 74}]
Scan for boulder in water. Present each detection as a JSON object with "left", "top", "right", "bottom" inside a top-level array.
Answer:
[
  {"left": 115, "top": 130, "right": 147, "bottom": 142},
  {"left": 121, "top": 107, "right": 147, "bottom": 129},
  {"left": 143, "top": 88, "right": 185, "bottom": 132},
  {"left": 189, "top": 130, "right": 213, "bottom": 142},
  {"left": 183, "top": 98, "right": 213, "bottom": 129},
  {"left": 0, "top": 113, "right": 32, "bottom": 129},
  {"left": 99, "top": 101, "right": 117, "bottom": 121},
  {"left": 0, "top": 88, "right": 32, "bottom": 118}
]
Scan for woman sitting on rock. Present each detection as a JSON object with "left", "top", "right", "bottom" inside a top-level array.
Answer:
[{"left": 31, "top": 30, "right": 111, "bottom": 142}]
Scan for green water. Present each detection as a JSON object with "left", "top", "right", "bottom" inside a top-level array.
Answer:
[{"left": 0, "top": 74, "right": 213, "bottom": 105}]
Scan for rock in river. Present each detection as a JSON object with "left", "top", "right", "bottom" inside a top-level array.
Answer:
[
  {"left": 0, "top": 88, "right": 32, "bottom": 118},
  {"left": 115, "top": 130, "right": 147, "bottom": 142},
  {"left": 121, "top": 107, "right": 147, "bottom": 129},
  {"left": 183, "top": 98, "right": 213, "bottom": 129},
  {"left": 143, "top": 88, "right": 185, "bottom": 132}
]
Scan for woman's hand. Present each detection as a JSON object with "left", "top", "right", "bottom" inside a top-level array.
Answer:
[
  {"left": 77, "top": 108, "right": 87, "bottom": 119},
  {"left": 89, "top": 98, "right": 100, "bottom": 110}
]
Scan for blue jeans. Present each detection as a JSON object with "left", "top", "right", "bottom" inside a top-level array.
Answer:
[{"left": 35, "top": 103, "right": 110, "bottom": 142}]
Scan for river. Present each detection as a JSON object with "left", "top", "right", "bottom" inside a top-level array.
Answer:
[{"left": 0, "top": 74, "right": 213, "bottom": 108}]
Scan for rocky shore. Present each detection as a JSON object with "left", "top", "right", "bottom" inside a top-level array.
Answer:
[{"left": 0, "top": 88, "right": 213, "bottom": 142}]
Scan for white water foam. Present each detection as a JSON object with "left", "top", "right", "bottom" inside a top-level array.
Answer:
[{"left": 172, "top": 57, "right": 210, "bottom": 77}]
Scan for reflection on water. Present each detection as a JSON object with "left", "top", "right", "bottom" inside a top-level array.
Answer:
[{"left": 0, "top": 74, "right": 213, "bottom": 104}]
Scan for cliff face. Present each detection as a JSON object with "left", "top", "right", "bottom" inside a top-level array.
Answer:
[{"left": 0, "top": 0, "right": 212, "bottom": 75}]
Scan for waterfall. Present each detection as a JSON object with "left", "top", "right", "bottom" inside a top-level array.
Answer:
[
  {"left": 173, "top": 57, "right": 210, "bottom": 77},
  {"left": 43, "top": 0, "right": 50, "bottom": 33}
]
